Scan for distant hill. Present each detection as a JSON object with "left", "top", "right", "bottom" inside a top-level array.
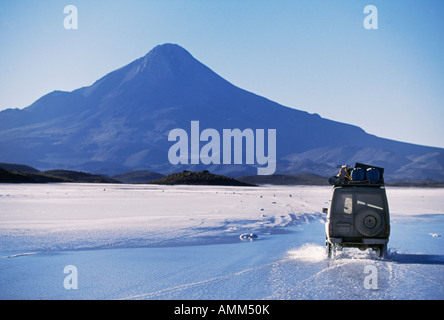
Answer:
[
  {"left": 0, "top": 163, "right": 40, "bottom": 173},
  {"left": 149, "top": 170, "right": 256, "bottom": 186},
  {"left": 386, "top": 179, "right": 444, "bottom": 188},
  {"left": 2, "top": 163, "right": 442, "bottom": 187},
  {"left": 237, "top": 173, "right": 329, "bottom": 186},
  {"left": 112, "top": 170, "right": 164, "bottom": 183},
  {"left": 0, "top": 167, "right": 120, "bottom": 184},
  {"left": 0, "top": 168, "right": 70, "bottom": 183},
  {"left": 43, "top": 170, "right": 120, "bottom": 183}
]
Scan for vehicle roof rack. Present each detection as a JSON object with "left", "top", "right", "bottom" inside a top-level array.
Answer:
[{"left": 328, "top": 163, "right": 385, "bottom": 187}]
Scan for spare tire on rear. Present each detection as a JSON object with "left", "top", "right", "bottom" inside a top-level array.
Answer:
[{"left": 355, "top": 209, "right": 385, "bottom": 237}]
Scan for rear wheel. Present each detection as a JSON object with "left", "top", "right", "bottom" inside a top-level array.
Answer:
[
  {"left": 378, "top": 244, "right": 388, "bottom": 259},
  {"left": 326, "top": 242, "right": 336, "bottom": 259},
  {"left": 373, "top": 244, "right": 387, "bottom": 259}
]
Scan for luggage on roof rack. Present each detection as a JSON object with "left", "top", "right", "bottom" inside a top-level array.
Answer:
[{"left": 328, "top": 163, "right": 384, "bottom": 187}]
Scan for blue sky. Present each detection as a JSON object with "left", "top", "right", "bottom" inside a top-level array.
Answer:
[{"left": 0, "top": 0, "right": 443, "bottom": 148}]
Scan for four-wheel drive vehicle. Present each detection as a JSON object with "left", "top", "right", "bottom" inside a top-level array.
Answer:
[{"left": 323, "top": 163, "right": 390, "bottom": 258}]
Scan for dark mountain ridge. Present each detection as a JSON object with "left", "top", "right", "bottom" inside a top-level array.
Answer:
[{"left": 149, "top": 170, "right": 255, "bottom": 186}]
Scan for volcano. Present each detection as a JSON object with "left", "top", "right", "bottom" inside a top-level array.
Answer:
[{"left": 0, "top": 43, "right": 443, "bottom": 181}]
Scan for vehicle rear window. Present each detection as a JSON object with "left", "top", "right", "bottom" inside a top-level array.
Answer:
[
  {"left": 334, "top": 193, "right": 353, "bottom": 214},
  {"left": 334, "top": 191, "right": 384, "bottom": 214},
  {"left": 355, "top": 193, "right": 384, "bottom": 211}
]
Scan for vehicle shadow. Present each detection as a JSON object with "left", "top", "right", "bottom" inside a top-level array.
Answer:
[{"left": 389, "top": 252, "right": 444, "bottom": 265}]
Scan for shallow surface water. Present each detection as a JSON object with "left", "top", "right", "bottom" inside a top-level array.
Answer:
[{"left": 1, "top": 216, "right": 443, "bottom": 299}]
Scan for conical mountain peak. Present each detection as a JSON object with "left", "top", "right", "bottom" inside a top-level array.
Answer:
[
  {"left": 80, "top": 44, "right": 200, "bottom": 98},
  {"left": 135, "top": 43, "right": 199, "bottom": 78},
  {"left": 145, "top": 43, "right": 193, "bottom": 60},
  {"left": 0, "top": 43, "right": 442, "bottom": 181}
]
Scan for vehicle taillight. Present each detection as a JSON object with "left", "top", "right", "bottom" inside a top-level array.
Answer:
[
  {"left": 329, "top": 223, "right": 333, "bottom": 237},
  {"left": 385, "top": 225, "right": 390, "bottom": 237}
]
